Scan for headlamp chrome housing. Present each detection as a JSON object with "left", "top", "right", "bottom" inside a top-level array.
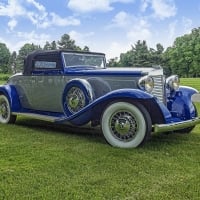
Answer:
[
  {"left": 138, "top": 75, "right": 154, "bottom": 93},
  {"left": 166, "top": 75, "right": 180, "bottom": 91}
]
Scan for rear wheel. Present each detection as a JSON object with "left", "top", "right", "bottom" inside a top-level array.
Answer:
[
  {"left": 0, "top": 95, "right": 16, "bottom": 124},
  {"left": 101, "top": 102, "right": 152, "bottom": 148}
]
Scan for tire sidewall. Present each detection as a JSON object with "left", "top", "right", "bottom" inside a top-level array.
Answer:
[
  {"left": 101, "top": 102, "right": 150, "bottom": 148},
  {"left": 0, "top": 95, "right": 12, "bottom": 124}
]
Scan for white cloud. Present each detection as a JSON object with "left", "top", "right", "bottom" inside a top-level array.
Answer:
[
  {"left": 168, "top": 20, "right": 177, "bottom": 40},
  {"left": 151, "top": 0, "right": 177, "bottom": 19},
  {"left": 109, "top": 11, "right": 152, "bottom": 42},
  {"left": 140, "top": 0, "right": 150, "bottom": 12},
  {"left": 0, "top": 0, "right": 81, "bottom": 30},
  {"left": 8, "top": 18, "right": 18, "bottom": 30},
  {"left": 0, "top": 0, "right": 25, "bottom": 17},
  {"left": 68, "top": 0, "right": 113, "bottom": 13},
  {"left": 69, "top": 30, "right": 94, "bottom": 47},
  {"left": 104, "top": 41, "right": 130, "bottom": 59},
  {"left": 26, "top": 0, "right": 46, "bottom": 12},
  {"left": 15, "top": 31, "right": 50, "bottom": 49},
  {"left": 49, "top": 13, "right": 80, "bottom": 27},
  {"left": 109, "top": 11, "right": 133, "bottom": 28},
  {"left": 182, "top": 17, "right": 193, "bottom": 33},
  {"left": 127, "top": 19, "right": 152, "bottom": 42},
  {"left": 67, "top": 0, "right": 134, "bottom": 13}
]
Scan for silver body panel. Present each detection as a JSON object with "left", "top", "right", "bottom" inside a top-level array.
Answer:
[
  {"left": 9, "top": 67, "right": 164, "bottom": 113},
  {"left": 9, "top": 75, "right": 139, "bottom": 112}
]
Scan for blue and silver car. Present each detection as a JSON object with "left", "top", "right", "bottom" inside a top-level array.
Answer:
[{"left": 0, "top": 50, "right": 200, "bottom": 148}]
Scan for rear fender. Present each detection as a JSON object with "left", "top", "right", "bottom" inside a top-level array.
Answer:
[{"left": 0, "top": 85, "right": 21, "bottom": 112}]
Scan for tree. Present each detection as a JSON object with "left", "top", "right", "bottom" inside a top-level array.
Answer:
[
  {"left": 108, "top": 57, "right": 120, "bottom": 67},
  {"left": 9, "top": 51, "right": 17, "bottom": 74},
  {"left": 16, "top": 43, "right": 41, "bottom": 72},
  {"left": 57, "top": 34, "right": 80, "bottom": 50},
  {"left": 0, "top": 43, "right": 11, "bottom": 73},
  {"left": 83, "top": 46, "right": 90, "bottom": 52},
  {"left": 43, "top": 41, "right": 52, "bottom": 50},
  {"left": 119, "top": 40, "right": 162, "bottom": 67},
  {"left": 43, "top": 41, "right": 57, "bottom": 50},
  {"left": 164, "top": 27, "right": 200, "bottom": 77},
  {"left": 51, "top": 41, "right": 57, "bottom": 50}
]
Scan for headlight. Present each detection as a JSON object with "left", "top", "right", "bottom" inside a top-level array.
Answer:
[
  {"left": 138, "top": 75, "right": 154, "bottom": 93},
  {"left": 166, "top": 75, "right": 180, "bottom": 91}
]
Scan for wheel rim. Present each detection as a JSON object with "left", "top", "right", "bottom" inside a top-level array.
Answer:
[
  {"left": 109, "top": 110, "right": 138, "bottom": 142},
  {"left": 0, "top": 99, "right": 9, "bottom": 122},
  {"left": 66, "top": 87, "right": 86, "bottom": 114}
]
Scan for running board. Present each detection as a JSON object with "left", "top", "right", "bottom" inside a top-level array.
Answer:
[{"left": 12, "top": 112, "right": 60, "bottom": 122}]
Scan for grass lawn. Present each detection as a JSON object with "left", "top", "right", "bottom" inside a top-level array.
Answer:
[{"left": 0, "top": 78, "right": 200, "bottom": 199}]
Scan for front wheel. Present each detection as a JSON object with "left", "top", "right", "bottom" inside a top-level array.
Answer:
[
  {"left": 101, "top": 102, "right": 152, "bottom": 148},
  {"left": 0, "top": 95, "right": 16, "bottom": 124}
]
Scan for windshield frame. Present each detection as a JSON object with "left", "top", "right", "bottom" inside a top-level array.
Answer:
[{"left": 62, "top": 52, "right": 106, "bottom": 69}]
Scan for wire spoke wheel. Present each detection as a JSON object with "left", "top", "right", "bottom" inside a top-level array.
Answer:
[
  {"left": 66, "top": 87, "right": 86, "bottom": 114},
  {"left": 110, "top": 110, "right": 138, "bottom": 142},
  {"left": 101, "top": 102, "right": 152, "bottom": 148}
]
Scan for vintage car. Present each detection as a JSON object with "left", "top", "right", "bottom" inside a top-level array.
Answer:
[{"left": 0, "top": 50, "right": 200, "bottom": 148}]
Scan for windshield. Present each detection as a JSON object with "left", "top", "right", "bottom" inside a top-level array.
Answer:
[{"left": 63, "top": 53, "right": 106, "bottom": 68}]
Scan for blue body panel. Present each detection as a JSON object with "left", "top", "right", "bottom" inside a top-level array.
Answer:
[
  {"left": 166, "top": 86, "right": 198, "bottom": 123},
  {"left": 56, "top": 89, "right": 168, "bottom": 125},
  {"left": 0, "top": 83, "right": 198, "bottom": 127},
  {"left": 0, "top": 85, "right": 21, "bottom": 112}
]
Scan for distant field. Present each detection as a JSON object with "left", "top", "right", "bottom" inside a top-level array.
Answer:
[
  {"left": 0, "top": 78, "right": 200, "bottom": 199},
  {"left": 181, "top": 78, "right": 200, "bottom": 91},
  {"left": 0, "top": 74, "right": 9, "bottom": 85}
]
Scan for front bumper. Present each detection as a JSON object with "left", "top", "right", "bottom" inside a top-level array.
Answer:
[{"left": 153, "top": 117, "right": 200, "bottom": 133}]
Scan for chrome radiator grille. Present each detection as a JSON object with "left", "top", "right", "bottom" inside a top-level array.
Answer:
[{"left": 151, "top": 75, "right": 165, "bottom": 103}]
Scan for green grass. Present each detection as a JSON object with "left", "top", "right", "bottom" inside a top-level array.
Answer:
[{"left": 0, "top": 78, "right": 200, "bottom": 199}]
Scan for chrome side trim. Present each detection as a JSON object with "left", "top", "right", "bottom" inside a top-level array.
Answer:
[
  {"left": 153, "top": 117, "right": 200, "bottom": 133},
  {"left": 12, "top": 112, "right": 60, "bottom": 122}
]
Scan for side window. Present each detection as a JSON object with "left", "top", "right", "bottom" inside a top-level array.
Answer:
[{"left": 34, "top": 61, "right": 57, "bottom": 69}]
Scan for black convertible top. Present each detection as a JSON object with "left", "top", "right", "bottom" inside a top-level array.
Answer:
[{"left": 23, "top": 50, "right": 105, "bottom": 75}]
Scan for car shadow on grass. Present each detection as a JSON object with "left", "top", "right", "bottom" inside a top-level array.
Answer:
[
  {"left": 11, "top": 116, "right": 200, "bottom": 149},
  {"left": 14, "top": 116, "right": 106, "bottom": 145}
]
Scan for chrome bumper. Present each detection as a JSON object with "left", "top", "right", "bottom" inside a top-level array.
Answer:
[{"left": 153, "top": 117, "right": 200, "bottom": 133}]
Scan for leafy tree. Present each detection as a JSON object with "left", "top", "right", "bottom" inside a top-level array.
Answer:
[
  {"left": 9, "top": 51, "right": 17, "bottom": 74},
  {"left": 118, "top": 40, "right": 165, "bottom": 68},
  {"left": 16, "top": 43, "right": 41, "bottom": 72},
  {"left": 43, "top": 41, "right": 52, "bottom": 50},
  {"left": 107, "top": 57, "right": 120, "bottom": 67},
  {"left": 57, "top": 34, "right": 80, "bottom": 50},
  {"left": 164, "top": 27, "right": 200, "bottom": 77},
  {"left": 43, "top": 41, "right": 57, "bottom": 50},
  {"left": 0, "top": 43, "right": 11, "bottom": 73},
  {"left": 51, "top": 41, "right": 57, "bottom": 50},
  {"left": 83, "top": 46, "right": 90, "bottom": 52}
]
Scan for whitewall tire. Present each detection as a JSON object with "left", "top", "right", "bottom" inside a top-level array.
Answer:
[
  {"left": 0, "top": 95, "right": 16, "bottom": 124},
  {"left": 101, "top": 102, "right": 152, "bottom": 148}
]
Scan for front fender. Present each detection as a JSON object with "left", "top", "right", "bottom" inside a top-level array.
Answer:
[
  {"left": 0, "top": 85, "right": 21, "bottom": 112},
  {"left": 167, "top": 86, "right": 198, "bottom": 120},
  {"left": 56, "top": 89, "right": 167, "bottom": 125}
]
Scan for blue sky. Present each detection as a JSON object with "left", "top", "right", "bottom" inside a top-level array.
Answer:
[{"left": 0, "top": 0, "right": 200, "bottom": 59}]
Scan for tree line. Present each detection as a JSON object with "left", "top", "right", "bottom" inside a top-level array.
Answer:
[{"left": 0, "top": 27, "right": 200, "bottom": 77}]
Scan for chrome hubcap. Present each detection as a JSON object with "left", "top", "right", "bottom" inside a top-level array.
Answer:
[
  {"left": 66, "top": 87, "right": 86, "bottom": 113},
  {"left": 110, "top": 111, "right": 138, "bottom": 142}
]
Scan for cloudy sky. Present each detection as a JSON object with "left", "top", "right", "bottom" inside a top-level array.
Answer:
[{"left": 0, "top": 0, "right": 200, "bottom": 59}]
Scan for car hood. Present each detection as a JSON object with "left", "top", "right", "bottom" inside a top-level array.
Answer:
[{"left": 65, "top": 66, "right": 163, "bottom": 76}]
